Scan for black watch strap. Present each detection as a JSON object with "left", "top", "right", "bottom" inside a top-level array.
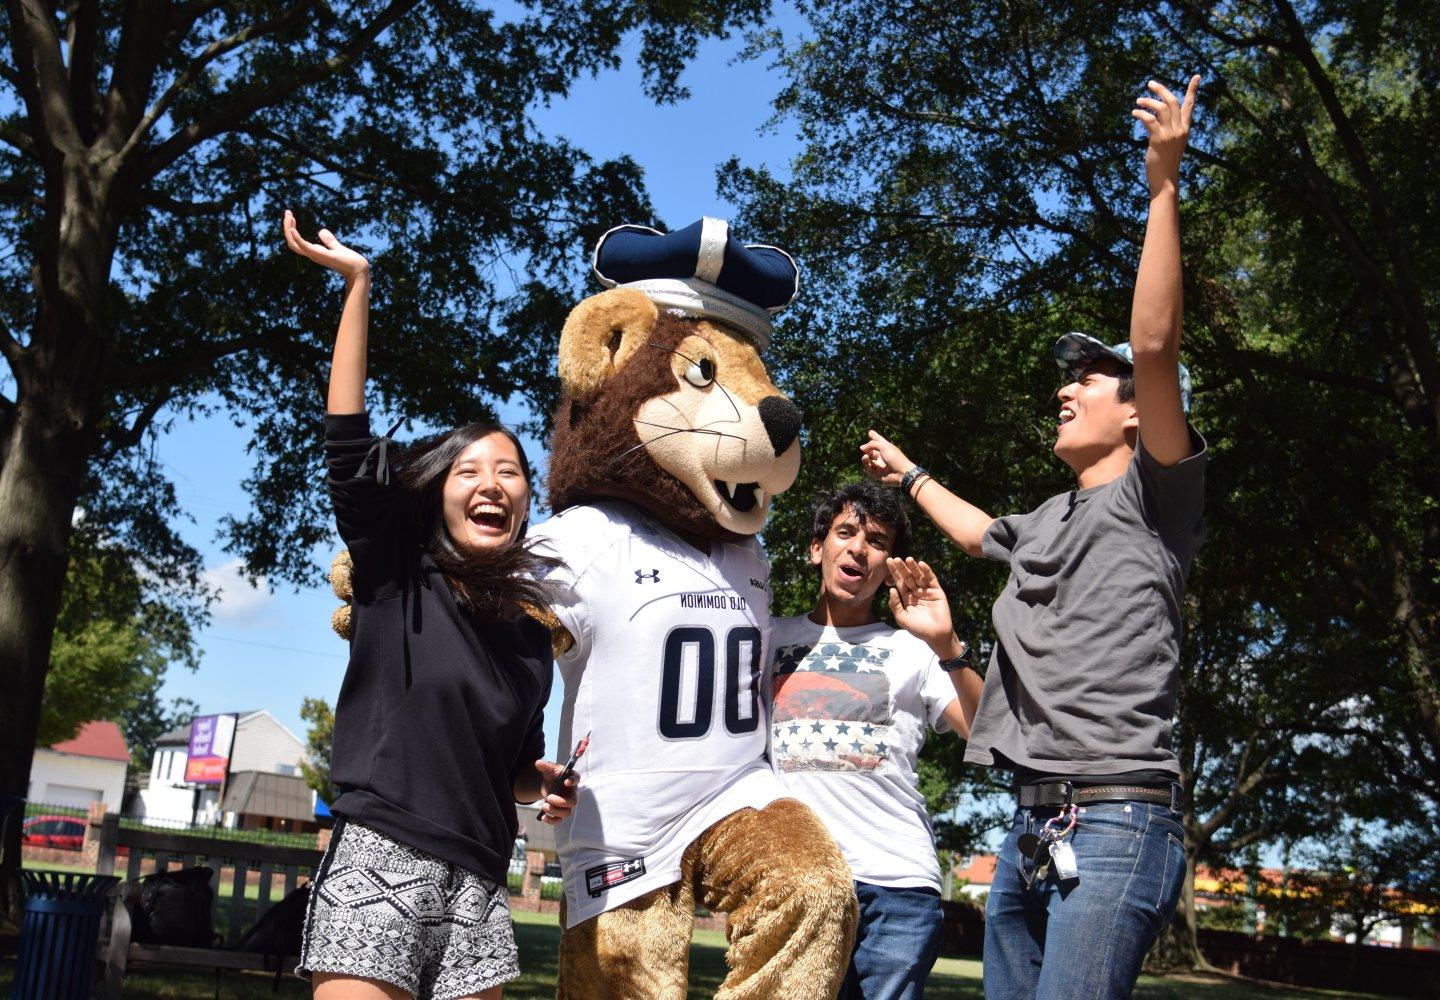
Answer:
[
  {"left": 899, "top": 465, "right": 928, "bottom": 498},
  {"left": 938, "top": 642, "right": 973, "bottom": 671}
]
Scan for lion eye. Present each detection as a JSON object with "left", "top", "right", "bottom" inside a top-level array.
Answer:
[{"left": 684, "top": 357, "right": 716, "bottom": 388}]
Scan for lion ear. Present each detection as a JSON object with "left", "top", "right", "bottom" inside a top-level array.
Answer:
[{"left": 559, "top": 288, "right": 658, "bottom": 397}]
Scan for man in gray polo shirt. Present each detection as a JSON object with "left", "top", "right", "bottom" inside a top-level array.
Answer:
[{"left": 860, "top": 75, "right": 1204, "bottom": 998}]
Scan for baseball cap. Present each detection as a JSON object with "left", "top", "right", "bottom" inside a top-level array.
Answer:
[{"left": 1054, "top": 331, "right": 1193, "bottom": 413}]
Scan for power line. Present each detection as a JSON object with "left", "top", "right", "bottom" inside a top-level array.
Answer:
[{"left": 205, "top": 633, "right": 346, "bottom": 660}]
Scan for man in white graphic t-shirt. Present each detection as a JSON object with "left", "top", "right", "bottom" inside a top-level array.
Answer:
[{"left": 770, "top": 480, "right": 983, "bottom": 1000}]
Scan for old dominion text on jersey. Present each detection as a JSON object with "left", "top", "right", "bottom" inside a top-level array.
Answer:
[{"left": 679, "top": 593, "right": 749, "bottom": 610}]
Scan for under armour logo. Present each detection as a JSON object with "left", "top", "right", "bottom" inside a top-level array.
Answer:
[
  {"left": 635, "top": 569, "right": 661, "bottom": 584},
  {"left": 749, "top": 578, "right": 767, "bottom": 591}
]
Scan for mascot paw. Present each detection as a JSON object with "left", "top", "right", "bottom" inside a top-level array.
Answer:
[
  {"left": 329, "top": 549, "right": 353, "bottom": 601},
  {"left": 329, "top": 549, "right": 354, "bottom": 640},
  {"left": 330, "top": 603, "right": 352, "bottom": 641},
  {"left": 522, "top": 602, "right": 576, "bottom": 657}
]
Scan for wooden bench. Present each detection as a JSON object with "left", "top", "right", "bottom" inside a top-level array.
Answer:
[{"left": 94, "top": 812, "right": 322, "bottom": 999}]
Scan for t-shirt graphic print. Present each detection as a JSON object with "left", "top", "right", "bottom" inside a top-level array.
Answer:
[
  {"left": 772, "top": 639, "right": 896, "bottom": 773},
  {"left": 767, "top": 616, "right": 957, "bottom": 890}
]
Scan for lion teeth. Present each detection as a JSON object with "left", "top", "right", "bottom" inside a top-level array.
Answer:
[{"left": 722, "top": 480, "right": 737, "bottom": 499}]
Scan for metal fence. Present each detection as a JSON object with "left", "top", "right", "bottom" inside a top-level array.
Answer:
[
  {"left": 115, "top": 813, "right": 321, "bottom": 849},
  {"left": 21, "top": 800, "right": 322, "bottom": 850},
  {"left": 22, "top": 801, "right": 87, "bottom": 820}
]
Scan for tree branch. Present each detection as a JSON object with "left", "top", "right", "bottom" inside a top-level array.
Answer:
[
  {"left": 1169, "top": 1, "right": 1291, "bottom": 52},
  {"left": 1200, "top": 732, "right": 1290, "bottom": 841},
  {"left": 105, "top": 0, "right": 173, "bottom": 154},
  {"left": 0, "top": 121, "right": 35, "bottom": 157},
  {"left": 114, "top": 0, "right": 317, "bottom": 168},
  {"left": 166, "top": 0, "right": 230, "bottom": 38},
  {"left": 65, "top": 0, "right": 101, "bottom": 141},
  {"left": 144, "top": 0, "right": 422, "bottom": 179},
  {"left": 240, "top": 123, "right": 439, "bottom": 202},
  {"left": 3, "top": 0, "right": 83, "bottom": 159},
  {"left": 140, "top": 189, "right": 251, "bottom": 217},
  {"left": 111, "top": 329, "right": 336, "bottom": 393},
  {"left": 0, "top": 310, "right": 22, "bottom": 364},
  {"left": 1210, "top": 826, "right": 1273, "bottom": 855},
  {"left": 104, "top": 391, "right": 171, "bottom": 450},
  {"left": 1271, "top": 0, "right": 1440, "bottom": 424},
  {"left": 1232, "top": 348, "right": 1397, "bottom": 400},
  {"left": 0, "top": 181, "right": 42, "bottom": 207},
  {"left": 110, "top": 334, "right": 261, "bottom": 390}
]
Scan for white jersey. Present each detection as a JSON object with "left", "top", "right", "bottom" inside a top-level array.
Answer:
[{"left": 530, "top": 501, "right": 785, "bottom": 926}]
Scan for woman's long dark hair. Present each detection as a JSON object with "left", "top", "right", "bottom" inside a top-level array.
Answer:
[{"left": 396, "top": 422, "right": 559, "bottom": 619}]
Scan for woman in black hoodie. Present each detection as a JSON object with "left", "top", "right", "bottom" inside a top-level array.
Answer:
[{"left": 283, "top": 211, "right": 572, "bottom": 1000}]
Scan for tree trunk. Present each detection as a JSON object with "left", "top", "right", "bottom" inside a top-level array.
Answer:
[
  {"left": 1149, "top": 847, "right": 1209, "bottom": 971},
  {"left": 0, "top": 389, "right": 94, "bottom": 922},
  {"left": 1146, "top": 812, "right": 1215, "bottom": 979},
  {"left": 0, "top": 156, "right": 117, "bottom": 922}
]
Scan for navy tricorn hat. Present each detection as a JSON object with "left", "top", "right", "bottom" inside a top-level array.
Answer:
[{"left": 591, "top": 218, "right": 799, "bottom": 351}]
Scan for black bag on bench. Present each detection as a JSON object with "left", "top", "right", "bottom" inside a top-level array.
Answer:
[
  {"left": 130, "top": 865, "right": 217, "bottom": 948},
  {"left": 235, "top": 884, "right": 311, "bottom": 988},
  {"left": 235, "top": 883, "right": 309, "bottom": 959}
]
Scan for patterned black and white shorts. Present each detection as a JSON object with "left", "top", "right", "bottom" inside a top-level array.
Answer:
[{"left": 297, "top": 819, "right": 519, "bottom": 999}]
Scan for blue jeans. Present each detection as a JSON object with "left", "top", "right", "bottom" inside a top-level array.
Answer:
[
  {"left": 983, "top": 801, "right": 1185, "bottom": 999},
  {"left": 837, "top": 882, "right": 943, "bottom": 1000}
]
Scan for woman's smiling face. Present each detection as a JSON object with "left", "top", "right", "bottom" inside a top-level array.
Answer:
[{"left": 441, "top": 432, "right": 530, "bottom": 554}]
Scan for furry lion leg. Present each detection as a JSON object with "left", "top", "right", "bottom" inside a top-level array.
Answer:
[
  {"left": 696, "top": 798, "right": 858, "bottom": 1000},
  {"left": 556, "top": 859, "right": 696, "bottom": 1000}
]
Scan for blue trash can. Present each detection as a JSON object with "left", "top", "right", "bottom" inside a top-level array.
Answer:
[{"left": 12, "top": 870, "right": 119, "bottom": 1000}]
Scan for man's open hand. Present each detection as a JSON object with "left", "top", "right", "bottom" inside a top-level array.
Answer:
[{"left": 1134, "top": 75, "right": 1200, "bottom": 195}]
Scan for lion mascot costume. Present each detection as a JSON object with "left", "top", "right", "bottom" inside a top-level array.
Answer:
[{"left": 529, "top": 218, "right": 857, "bottom": 999}]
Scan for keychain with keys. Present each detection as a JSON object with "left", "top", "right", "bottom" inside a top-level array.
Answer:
[
  {"left": 1017, "top": 832, "right": 1049, "bottom": 890},
  {"left": 1044, "top": 806, "right": 1080, "bottom": 885}
]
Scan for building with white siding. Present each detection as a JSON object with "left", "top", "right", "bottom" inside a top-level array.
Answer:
[
  {"left": 228, "top": 709, "right": 306, "bottom": 778},
  {"left": 131, "top": 709, "right": 307, "bottom": 826},
  {"left": 28, "top": 721, "right": 130, "bottom": 812}
]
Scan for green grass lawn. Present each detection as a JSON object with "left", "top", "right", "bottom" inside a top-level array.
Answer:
[{"left": 0, "top": 908, "right": 1393, "bottom": 999}]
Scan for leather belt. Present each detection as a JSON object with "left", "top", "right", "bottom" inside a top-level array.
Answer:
[{"left": 1017, "top": 781, "right": 1177, "bottom": 809}]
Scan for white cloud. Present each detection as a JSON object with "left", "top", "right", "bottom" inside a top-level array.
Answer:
[{"left": 202, "top": 559, "right": 274, "bottom": 626}]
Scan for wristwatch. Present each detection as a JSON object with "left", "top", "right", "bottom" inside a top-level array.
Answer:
[
  {"left": 899, "top": 465, "right": 928, "bottom": 499},
  {"left": 938, "top": 642, "right": 974, "bottom": 672}
]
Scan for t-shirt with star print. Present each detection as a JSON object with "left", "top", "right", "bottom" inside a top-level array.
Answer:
[{"left": 767, "top": 615, "right": 957, "bottom": 891}]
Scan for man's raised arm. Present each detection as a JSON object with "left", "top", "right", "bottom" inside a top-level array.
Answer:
[
  {"left": 1129, "top": 75, "right": 1200, "bottom": 468},
  {"left": 860, "top": 430, "right": 995, "bottom": 557}
]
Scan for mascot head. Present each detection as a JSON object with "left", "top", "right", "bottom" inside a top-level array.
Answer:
[{"left": 547, "top": 218, "right": 803, "bottom": 542}]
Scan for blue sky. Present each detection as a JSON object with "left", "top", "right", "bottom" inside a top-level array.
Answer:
[{"left": 156, "top": 10, "right": 805, "bottom": 757}]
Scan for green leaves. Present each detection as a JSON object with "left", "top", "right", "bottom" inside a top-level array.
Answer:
[
  {"left": 732, "top": 0, "right": 1440, "bottom": 890},
  {"left": 38, "top": 534, "right": 202, "bottom": 768},
  {"left": 299, "top": 696, "right": 337, "bottom": 806},
  {"left": 0, "top": 0, "right": 773, "bottom": 598}
]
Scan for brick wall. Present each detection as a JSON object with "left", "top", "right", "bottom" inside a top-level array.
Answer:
[{"left": 1199, "top": 929, "right": 1440, "bottom": 997}]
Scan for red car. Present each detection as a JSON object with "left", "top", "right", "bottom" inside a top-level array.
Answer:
[{"left": 21, "top": 815, "right": 87, "bottom": 850}]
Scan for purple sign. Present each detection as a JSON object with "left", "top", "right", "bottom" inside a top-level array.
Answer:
[
  {"left": 188, "top": 715, "right": 218, "bottom": 757},
  {"left": 185, "top": 714, "right": 235, "bottom": 785}
]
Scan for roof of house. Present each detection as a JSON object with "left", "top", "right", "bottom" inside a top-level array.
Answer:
[
  {"left": 953, "top": 854, "right": 999, "bottom": 886},
  {"left": 1194, "top": 865, "right": 1286, "bottom": 895},
  {"left": 220, "top": 770, "right": 314, "bottom": 823},
  {"left": 46, "top": 721, "right": 130, "bottom": 763}
]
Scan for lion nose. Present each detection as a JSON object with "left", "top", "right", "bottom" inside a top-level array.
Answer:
[{"left": 759, "top": 396, "right": 802, "bottom": 456}]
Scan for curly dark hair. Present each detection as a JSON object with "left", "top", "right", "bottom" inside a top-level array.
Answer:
[
  {"left": 808, "top": 480, "right": 911, "bottom": 559},
  {"left": 395, "top": 422, "right": 558, "bottom": 619}
]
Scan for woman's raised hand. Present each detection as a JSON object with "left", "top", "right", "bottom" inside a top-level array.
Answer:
[
  {"left": 859, "top": 429, "right": 916, "bottom": 487},
  {"left": 282, "top": 210, "right": 370, "bottom": 282}
]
